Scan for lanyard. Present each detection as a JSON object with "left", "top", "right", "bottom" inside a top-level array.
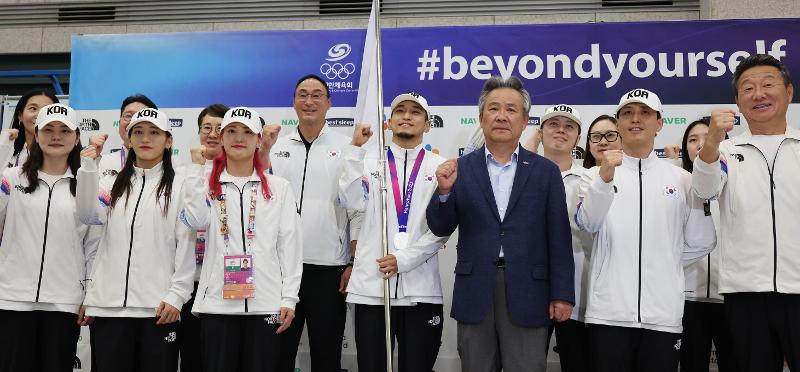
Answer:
[
  {"left": 219, "top": 183, "right": 258, "bottom": 253},
  {"left": 386, "top": 148, "right": 425, "bottom": 233}
]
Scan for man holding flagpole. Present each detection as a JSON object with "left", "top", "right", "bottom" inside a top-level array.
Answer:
[{"left": 341, "top": 92, "right": 448, "bottom": 372}]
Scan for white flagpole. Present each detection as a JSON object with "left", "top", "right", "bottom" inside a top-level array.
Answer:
[
  {"left": 354, "top": 0, "right": 392, "bottom": 368},
  {"left": 370, "top": 0, "right": 393, "bottom": 370}
]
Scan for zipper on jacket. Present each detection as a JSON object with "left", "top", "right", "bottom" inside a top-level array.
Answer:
[
  {"left": 637, "top": 159, "right": 643, "bottom": 323},
  {"left": 35, "top": 179, "right": 65, "bottom": 302},
  {"left": 740, "top": 141, "right": 786, "bottom": 292},
  {"left": 123, "top": 172, "right": 146, "bottom": 307},
  {"left": 236, "top": 182, "right": 251, "bottom": 313},
  {"left": 297, "top": 141, "right": 313, "bottom": 215}
]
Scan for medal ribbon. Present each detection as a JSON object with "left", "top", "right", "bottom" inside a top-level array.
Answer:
[{"left": 387, "top": 148, "right": 425, "bottom": 233}]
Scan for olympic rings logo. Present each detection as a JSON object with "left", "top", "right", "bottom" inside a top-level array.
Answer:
[{"left": 320, "top": 62, "right": 356, "bottom": 80}]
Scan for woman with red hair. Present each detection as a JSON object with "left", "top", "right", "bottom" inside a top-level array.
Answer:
[{"left": 182, "top": 107, "right": 302, "bottom": 372}]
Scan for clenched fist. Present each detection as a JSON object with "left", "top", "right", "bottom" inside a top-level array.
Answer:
[
  {"left": 708, "top": 109, "right": 736, "bottom": 147},
  {"left": 698, "top": 109, "right": 736, "bottom": 164},
  {"left": 663, "top": 144, "right": 681, "bottom": 160},
  {"left": 190, "top": 145, "right": 207, "bottom": 165},
  {"left": 435, "top": 159, "right": 458, "bottom": 195},
  {"left": 4, "top": 129, "right": 18, "bottom": 141},
  {"left": 522, "top": 127, "right": 542, "bottom": 153},
  {"left": 261, "top": 124, "right": 281, "bottom": 151},
  {"left": 89, "top": 134, "right": 108, "bottom": 153},
  {"left": 350, "top": 123, "right": 373, "bottom": 147},
  {"left": 599, "top": 149, "right": 623, "bottom": 183},
  {"left": 80, "top": 134, "right": 108, "bottom": 160}
]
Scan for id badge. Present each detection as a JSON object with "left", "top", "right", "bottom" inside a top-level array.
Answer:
[
  {"left": 223, "top": 254, "right": 255, "bottom": 299},
  {"left": 195, "top": 230, "right": 207, "bottom": 265}
]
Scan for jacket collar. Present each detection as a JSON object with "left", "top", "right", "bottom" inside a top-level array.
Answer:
[
  {"left": 622, "top": 150, "right": 659, "bottom": 171},
  {"left": 133, "top": 161, "right": 164, "bottom": 179},
  {"left": 219, "top": 168, "right": 261, "bottom": 184},
  {"left": 38, "top": 168, "right": 75, "bottom": 179},
  {"left": 484, "top": 144, "right": 520, "bottom": 166},
  {"left": 562, "top": 161, "right": 585, "bottom": 178},
  {"left": 388, "top": 142, "right": 426, "bottom": 161},
  {"left": 731, "top": 126, "right": 800, "bottom": 146},
  {"left": 288, "top": 124, "right": 330, "bottom": 143}
]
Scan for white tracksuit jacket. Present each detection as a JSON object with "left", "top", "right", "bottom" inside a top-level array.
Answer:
[
  {"left": 693, "top": 127, "right": 800, "bottom": 294},
  {"left": 576, "top": 152, "right": 716, "bottom": 333},
  {"left": 338, "top": 143, "right": 448, "bottom": 305},
  {"left": 77, "top": 157, "right": 195, "bottom": 317},
  {"left": 181, "top": 164, "right": 303, "bottom": 314},
  {"left": 0, "top": 161, "right": 100, "bottom": 314},
  {"left": 269, "top": 126, "right": 352, "bottom": 266}
]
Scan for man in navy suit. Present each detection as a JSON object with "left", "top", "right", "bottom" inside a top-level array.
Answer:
[{"left": 426, "top": 76, "right": 575, "bottom": 372}]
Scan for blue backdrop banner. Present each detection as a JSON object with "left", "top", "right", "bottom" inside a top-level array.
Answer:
[{"left": 70, "top": 18, "right": 799, "bottom": 110}]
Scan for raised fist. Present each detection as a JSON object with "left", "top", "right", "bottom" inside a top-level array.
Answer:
[
  {"left": 351, "top": 123, "right": 374, "bottom": 147},
  {"left": 435, "top": 159, "right": 458, "bottom": 195}
]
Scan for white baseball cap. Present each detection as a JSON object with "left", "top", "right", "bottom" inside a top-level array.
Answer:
[
  {"left": 221, "top": 107, "right": 262, "bottom": 134},
  {"left": 390, "top": 92, "right": 430, "bottom": 116},
  {"left": 36, "top": 103, "right": 78, "bottom": 131},
  {"left": 541, "top": 104, "right": 582, "bottom": 128},
  {"left": 616, "top": 88, "right": 663, "bottom": 114},
  {"left": 128, "top": 108, "right": 171, "bottom": 134}
]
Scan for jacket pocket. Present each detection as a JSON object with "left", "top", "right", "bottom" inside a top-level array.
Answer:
[
  {"left": 454, "top": 261, "right": 472, "bottom": 275},
  {"left": 203, "top": 258, "right": 222, "bottom": 300}
]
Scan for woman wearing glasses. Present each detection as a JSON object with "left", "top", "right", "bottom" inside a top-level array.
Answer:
[{"left": 582, "top": 115, "right": 621, "bottom": 169}]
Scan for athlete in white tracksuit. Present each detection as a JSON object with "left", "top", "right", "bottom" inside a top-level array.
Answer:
[
  {"left": 182, "top": 107, "right": 302, "bottom": 372},
  {"left": 339, "top": 93, "right": 448, "bottom": 372},
  {"left": 77, "top": 108, "right": 195, "bottom": 372},
  {"left": 0, "top": 104, "right": 100, "bottom": 372},
  {"left": 692, "top": 54, "right": 800, "bottom": 372},
  {"left": 267, "top": 74, "right": 355, "bottom": 372},
  {"left": 576, "top": 89, "right": 716, "bottom": 372}
]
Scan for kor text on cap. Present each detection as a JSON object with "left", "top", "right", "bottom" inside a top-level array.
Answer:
[
  {"left": 137, "top": 109, "right": 159, "bottom": 119},
  {"left": 627, "top": 89, "right": 649, "bottom": 99},
  {"left": 231, "top": 108, "right": 252, "bottom": 119},
  {"left": 46, "top": 105, "right": 68, "bottom": 116},
  {"left": 552, "top": 105, "right": 573, "bottom": 113}
]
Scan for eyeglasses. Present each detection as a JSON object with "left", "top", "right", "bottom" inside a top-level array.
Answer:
[
  {"left": 200, "top": 125, "right": 222, "bottom": 135},
  {"left": 588, "top": 131, "right": 620, "bottom": 143},
  {"left": 295, "top": 92, "right": 327, "bottom": 102}
]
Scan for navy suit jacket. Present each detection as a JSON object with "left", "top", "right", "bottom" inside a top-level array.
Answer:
[{"left": 426, "top": 145, "right": 574, "bottom": 327}]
